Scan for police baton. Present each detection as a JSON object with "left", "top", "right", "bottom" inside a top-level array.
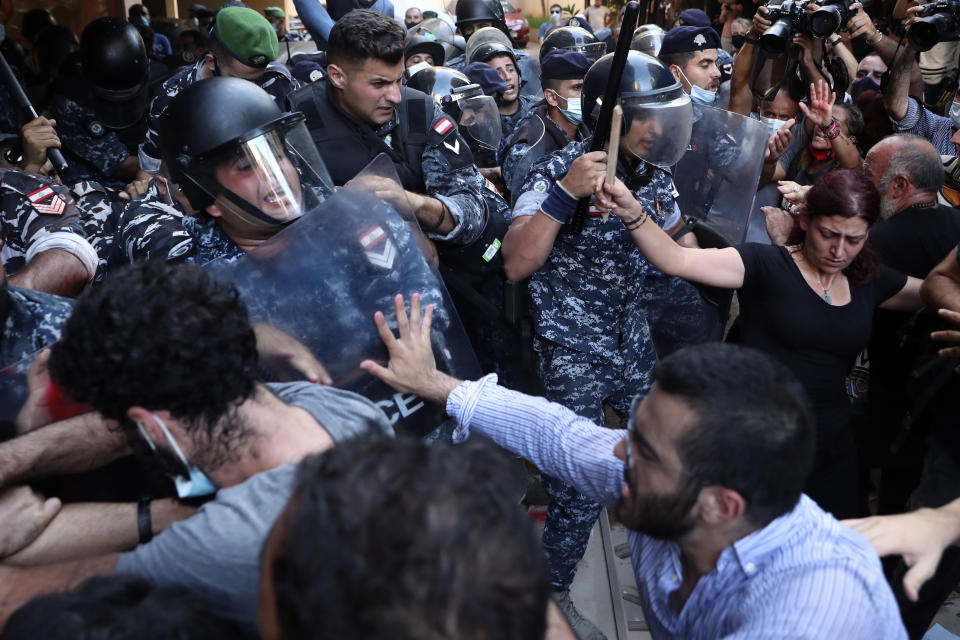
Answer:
[
  {"left": 567, "top": 0, "right": 640, "bottom": 234},
  {"left": 0, "top": 53, "right": 68, "bottom": 174}
]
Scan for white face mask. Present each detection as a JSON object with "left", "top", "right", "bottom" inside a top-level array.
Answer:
[
  {"left": 950, "top": 101, "right": 960, "bottom": 128},
  {"left": 758, "top": 114, "right": 787, "bottom": 135},
  {"left": 551, "top": 90, "right": 582, "bottom": 126},
  {"left": 137, "top": 415, "right": 218, "bottom": 498},
  {"left": 676, "top": 67, "right": 716, "bottom": 105}
]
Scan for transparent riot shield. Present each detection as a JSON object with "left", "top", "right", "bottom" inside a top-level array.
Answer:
[
  {"left": 505, "top": 113, "right": 546, "bottom": 205},
  {"left": 671, "top": 105, "right": 768, "bottom": 341},
  {"left": 208, "top": 155, "right": 481, "bottom": 438},
  {"left": 518, "top": 55, "right": 543, "bottom": 100},
  {"left": 673, "top": 104, "right": 769, "bottom": 245}
]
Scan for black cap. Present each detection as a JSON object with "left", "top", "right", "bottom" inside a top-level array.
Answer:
[
  {"left": 659, "top": 26, "right": 720, "bottom": 56},
  {"left": 540, "top": 48, "right": 592, "bottom": 80}
]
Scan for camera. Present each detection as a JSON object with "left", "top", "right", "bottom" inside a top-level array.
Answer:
[
  {"left": 908, "top": 0, "right": 960, "bottom": 51},
  {"left": 759, "top": 0, "right": 855, "bottom": 54}
]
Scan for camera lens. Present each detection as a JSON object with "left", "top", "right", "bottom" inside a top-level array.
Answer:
[
  {"left": 759, "top": 19, "right": 792, "bottom": 55},
  {"left": 809, "top": 6, "right": 841, "bottom": 38},
  {"left": 909, "top": 14, "right": 949, "bottom": 51}
]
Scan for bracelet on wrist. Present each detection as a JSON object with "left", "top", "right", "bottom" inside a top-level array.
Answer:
[
  {"left": 623, "top": 210, "right": 648, "bottom": 230},
  {"left": 425, "top": 202, "right": 447, "bottom": 233},
  {"left": 820, "top": 118, "right": 841, "bottom": 140},
  {"left": 540, "top": 183, "right": 578, "bottom": 224}
]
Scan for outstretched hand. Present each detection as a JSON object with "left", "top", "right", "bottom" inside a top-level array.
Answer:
[
  {"left": 360, "top": 293, "right": 461, "bottom": 406},
  {"left": 844, "top": 506, "right": 960, "bottom": 602},
  {"left": 931, "top": 308, "right": 960, "bottom": 370},
  {"left": 798, "top": 79, "right": 836, "bottom": 128}
]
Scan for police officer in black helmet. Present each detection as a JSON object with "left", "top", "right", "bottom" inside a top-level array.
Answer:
[
  {"left": 501, "top": 51, "right": 709, "bottom": 640},
  {"left": 539, "top": 26, "right": 606, "bottom": 64},
  {"left": 120, "top": 76, "right": 333, "bottom": 267},
  {"left": 444, "top": 0, "right": 531, "bottom": 73}
]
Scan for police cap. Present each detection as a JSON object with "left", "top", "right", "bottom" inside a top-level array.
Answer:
[
  {"left": 540, "top": 48, "right": 591, "bottom": 80},
  {"left": 677, "top": 9, "right": 711, "bottom": 27},
  {"left": 659, "top": 26, "right": 720, "bottom": 56}
]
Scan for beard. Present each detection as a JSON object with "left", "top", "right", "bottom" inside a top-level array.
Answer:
[
  {"left": 879, "top": 195, "right": 898, "bottom": 220},
  {"left": 616, "top": 476, "right": 701, "bottom": 540}
]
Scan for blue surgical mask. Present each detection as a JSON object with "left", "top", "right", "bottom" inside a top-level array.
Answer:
[
  {"left": 137, "top": 414, "right": 218, "bottom": 499},
  {"left": 140, "top": 15, "right": 150, "bottom": 27},
  {"left": 950, "top": 101, "right": 960, "bottom": 128},
  {"left": 552, "top": 91, "right": 582, "bottom": 126},
  {"left": 551, "top": 10, "right": 562, "bottom": 20},
  {"left": 677, "top": 67, "right": 717, "bottom": 105},
  {"left": 758, "top": 114, "right": 786, "bottom": 135}
]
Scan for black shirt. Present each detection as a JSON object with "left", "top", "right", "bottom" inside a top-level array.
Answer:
[{"left": 869, "top": 203, "right": 960, "bottom": 278}]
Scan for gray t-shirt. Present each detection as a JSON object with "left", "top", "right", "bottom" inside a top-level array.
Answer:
[{"left": 115, "top": 382, "right": 392, "bottom": 628}]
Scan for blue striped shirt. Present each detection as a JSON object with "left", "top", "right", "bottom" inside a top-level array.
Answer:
[
  {"left": 447, "top": 375, "right": 908, "bottom": 639},
  {"left": 891, "top": 97, "right": 956, "bottom": 155}
]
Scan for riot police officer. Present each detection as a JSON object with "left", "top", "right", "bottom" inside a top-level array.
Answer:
[
  {"left": 445, "top": 0, "right": 531, "bottom": 73},
  {"left": 539, "top": 25, "right": 606, "bottom": 63},
  {"left": 500, "top": 51, "right": 709, "bottom": 639},
  {"left": 120, "top": 76, "right": 332, "bottom": 267},
  {"left": 403, "top": 33, "right": 445, "bottom": 70},
  {"left": 287, "top": 10, "right": 494, "bottom": 253}
]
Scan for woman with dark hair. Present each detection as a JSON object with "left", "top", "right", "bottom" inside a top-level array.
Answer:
[{"left": 596, "top": 169, "right": 923, "bottom": 518}]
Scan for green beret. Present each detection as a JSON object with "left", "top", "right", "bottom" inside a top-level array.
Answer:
[
  {"left": 263, "top": 6, "right": 285, "bottom": 19},
  {"left": 213, "top": 6, "right": 278, "bottom": 68}
]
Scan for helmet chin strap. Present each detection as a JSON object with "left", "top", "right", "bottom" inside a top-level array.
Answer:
[{"left": 220, "top": 188, "right": 298, "bottom": 227}]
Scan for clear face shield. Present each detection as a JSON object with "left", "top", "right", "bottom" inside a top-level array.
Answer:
[
  {"left": 619, "top": 94, "right": 693, "bottom": 168},
  {"left": 449, "top": 90, "right": 503, "bottom": 151},
  {"left": 194, "top": 114, "right": 334, "bottom": 226},
  {"left": 631, "top": 31, "right": 665, "bottom": 57},
  {"left": 564, "top": 41, "right": 607, "bottom": 61}
]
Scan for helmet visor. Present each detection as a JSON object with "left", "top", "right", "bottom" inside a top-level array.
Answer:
[
  {"left": 565, "top": 41, "right": 606, "bottom": 61},
  {"left": 203, "top": 118, "right": 333, "bottom": 225},
  {"left": 457, "top": 94, "right": 502, "bottom": 151},
  {"left": 619, "top": 96, "right": 693, "bottom": 168},
  {"left": 631, "top": 32, "right": 664, "bottom": 57}
]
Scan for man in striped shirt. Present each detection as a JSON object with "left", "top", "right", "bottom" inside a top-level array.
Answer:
[{"left": 361, "top": 294, "right": 908, "bottom": 639}]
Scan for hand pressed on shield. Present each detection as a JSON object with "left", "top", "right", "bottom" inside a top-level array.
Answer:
[
  {"left": 799, "top": 79, "right": 836, "bottom": 128},
  {"left": 359, "top": 293, "right": 461, "bottom": 406},
  {"left": 558, "top": 151, "right": 608, "bottom": 199},
  {"left": 777, "top": 180, "right": 811, "bottom": 203},
  {"left": 253, "top": 323, "right": 333, "bottom": 385}
]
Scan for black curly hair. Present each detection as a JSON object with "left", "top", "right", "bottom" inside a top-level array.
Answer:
[{"left": 48, "top": 261, "right": 259, "bottom": 450}]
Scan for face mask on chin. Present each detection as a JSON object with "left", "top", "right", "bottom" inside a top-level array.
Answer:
[
  {"left": 676, "top": 66, "right": 717, "bottom": 105},
  {"left": 808, "top": 142, "right": 836, "bottom": 162},
  {"left": 136, "top": 414, "right": 218, "bottom": 499}
]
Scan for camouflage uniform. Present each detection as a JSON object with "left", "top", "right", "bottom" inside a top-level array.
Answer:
[
  {"left": 0, "top": 169, "right": 100, "bottom": 282},
  {"left": 45, "top": 94, "right": 132, "bottom": 189},
  {"left": 70, "top": 180, "right": 126, "bottom": 282},
  {"left": 117, "top": 181, "right": 244, "bottom": 268},
  {"left": 1, "top": 286, "right": 73, "bottom": 367},
  {"left": 514, "top": 139, "right": 708, "bottom": 591},
  {"left": 138, "top": 58, "right": 300, "bottom": 173}
]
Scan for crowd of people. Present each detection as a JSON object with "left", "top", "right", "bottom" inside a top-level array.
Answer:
[{"left": 1, "top": 0, "right": 960, "bottom": 637}]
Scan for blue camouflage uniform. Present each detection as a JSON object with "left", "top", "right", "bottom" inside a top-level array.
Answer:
[
  {"left": 497, "top": 93, "right": 538, "bottom": 158},
  {"left": 138, "top": 58, "right": 299, "bottom": 173},
  {"left": 514, "top": 139, "right": 709, "bottom": 592},
  {"left": 0, "top": 169, "right": 101, "bottom": 283},
  {"left": 45, "top": 94, "right": 132, "bottom": 189},
  {"left": 1, "top": 286, "right": 73, "bottom": 368}
]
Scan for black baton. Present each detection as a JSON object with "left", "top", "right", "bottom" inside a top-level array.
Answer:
[{"left": 0, "top": 53, "right": 68, "bottom": 174}]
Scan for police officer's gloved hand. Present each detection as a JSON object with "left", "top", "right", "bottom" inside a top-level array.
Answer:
[{"left": 464, "top": 62, "right": 507, "bottom": 103}]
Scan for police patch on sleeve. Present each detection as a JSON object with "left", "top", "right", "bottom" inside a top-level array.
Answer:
[
  {"left": 533, "top": 179, "right": 548, "bottom": 193},
  {"left": 26, "top": 186, "right": 66, "bottom": 215},
  {"left": 433, "top": 118, "right": 454, "bottom": 136},
  {"left": 86, "top": 120, "right": 106, "bottom": 137}
]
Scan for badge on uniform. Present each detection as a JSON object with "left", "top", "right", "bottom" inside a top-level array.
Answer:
[
  {"left": 87, "top": 120, "right": 106, "bottom": 137},
  {"left": 26, "top": 186, "right": 66, "bottom": 215},
  {"left": 433, "top": 118, "right": 454, "bottom": 136},
  {"left": 533, "top": 179, "right": 548, "bottom": 193},
  {"left": 359, "top": 225, "right": 397, "bottom": 269},
  {"left": 482, "top": 178, "right": 501, "bottom": 195},
  {"left": 693, "top": 34, "right": 707, "bottom": 46}
]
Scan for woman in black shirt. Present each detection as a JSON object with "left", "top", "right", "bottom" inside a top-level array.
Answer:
[{"left": 597, "top": 169, "right": 922, "bottom": 518}]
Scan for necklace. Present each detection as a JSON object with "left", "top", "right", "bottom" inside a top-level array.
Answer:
[{"left": 817, "top": 270, "right": 838, "bottom": 304}]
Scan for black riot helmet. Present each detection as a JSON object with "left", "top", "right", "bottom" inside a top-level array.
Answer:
[
  {"left": 158, "top": 77, "right": 332, "bottom": 226},
  {"left": 79, "top": 18, "right": 149, "bottom": 129},
  {"left": 407, "top": 67, "right": 502, "bottom": 152},
  {"left": 582, "top": 51, "right": 693, "bottom": 167},
  {"left": 404, "top": 33, "right": 446, "bottom": 67},
  {"left": 630, "top": 24, "right": 666, "bottom": 57},
  {"left": 465, "top": 26, "right": 516, "bottom": 66},
  {"left": 456, "top": 0, "right": 507, "bottom": 34},
  {"left": 539, "top": 26, "right": 605, "bottom": 63}
]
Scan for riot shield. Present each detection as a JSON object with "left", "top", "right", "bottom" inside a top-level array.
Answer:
[
  {"left": 505, "top": 113, "right": 546, "bottom": 204},
  {"left": 518, "top": 55, "right": 543, "bottom": 100},
  {"left": 673, "top": 105, "right": 769, "bottom": 245},
  {"left": 208, "top": 155, "right": 481, "bottom": 438}
]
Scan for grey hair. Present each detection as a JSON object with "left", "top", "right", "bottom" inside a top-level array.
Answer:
[
  {"left": 732, "top": 18, "right": 752, "bottom": 30},
  {"left": 881, "top": 133, "right": 944, "bottom": 195}
]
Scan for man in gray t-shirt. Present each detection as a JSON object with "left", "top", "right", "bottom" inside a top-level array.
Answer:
[{"left": 0, "top": 262, "right": 393, "bottom": 630}]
